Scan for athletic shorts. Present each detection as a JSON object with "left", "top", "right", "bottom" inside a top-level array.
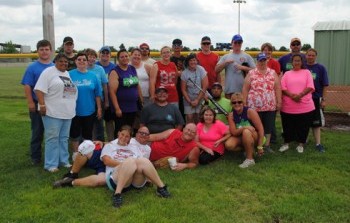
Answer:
[
  {"left": 311, "top": 98, "right": 323, "bottom": 127},
  {"left": 86, "top": 150, "right": 105, "bottom": 174}
]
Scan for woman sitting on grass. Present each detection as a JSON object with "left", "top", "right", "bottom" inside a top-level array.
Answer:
[
  {"left": 195, "top": 106, "right": 230, "bottom": 165},
  {"left": 225, "top": 93, "right": 265, "bottom": 168}
]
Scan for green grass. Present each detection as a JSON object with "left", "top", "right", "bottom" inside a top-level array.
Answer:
[{"left": 1, "top": 66, "right": 350, "bottom": 222}]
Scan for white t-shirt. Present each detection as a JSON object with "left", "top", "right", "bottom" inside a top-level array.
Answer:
[
  {"left": 34, "top": 66, "right": 77, "bottom": 119},
  {"left": 129, "top": 138, "right": 151, "bottom": 159}
]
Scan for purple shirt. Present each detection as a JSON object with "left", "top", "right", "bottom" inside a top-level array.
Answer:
[{"left": 306, "top": 63, "right": 329, "bottom": 99}]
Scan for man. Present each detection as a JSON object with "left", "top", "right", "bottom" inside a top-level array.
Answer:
[
  {"left": 215, "top": 34, "right": 255, "bottom": 99},
  {"left": 62, "top": 36, "right": 76, "bottom": 71},
  {"left": 197, "top": 36, "right": 220, "bottom": 93},
  {"left": 306, "top": 48, "right": 329, "bottom": 152},
  {"left": 207, "top": 82, "right": 232, "bottom": 125},
  {"left": 170, "top": 38, "right": 186, "bottom": 119},
  {"left": 278, "top": 37, "right": 306, "bottom": 74},
  {"left": 140, "top": 86, "right": 184, "bottom": 134},
  {"left": 139, "top": 43, "right": 156, "bottom": 65},
  {"left": 21, "top": 40, "right": 54, "bottom": 165},
  {"left": 96, "top": 46, "right": 116, "bottom": 141},
  {"left": 149, "top": 123, "right": 200, "bottom": 171}
]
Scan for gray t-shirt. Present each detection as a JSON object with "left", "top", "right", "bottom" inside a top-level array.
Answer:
[
  {"left": 180, "top": 65, "right": 207, "bottom": 100},
  {"left": 218, "top": 51, "right": 255, "bottom": 94}
]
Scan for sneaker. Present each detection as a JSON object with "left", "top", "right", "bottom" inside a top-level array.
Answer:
[
  {"left": 31, "top": 159, "right": 41, "bottom": 166},
  {"left": 47, "top": 168, "right": 59, "bottom": 173},
  {"left": 296, "top": 145, "right": 304, "bottom": 153},
  {"left": 156, "top": 185, "right": 171, "bottom": 198},
  {"left": 63, "top": 172, "right": 79, "bottom": 179},
  {"left": 264, "top": 146, "right": 275, "bottom": 154},
  {"left": 53, "top": 177, "right": 74, "bottom": 188},
  {"left": 279, "top": 144, "right": 289, "bottom": 152},
  {"left": 239, "top": 159, "right": 255, "bottom": 168},
  {"left": 316, "top": 144, "right": 325, "bottom": 153},
  {"left": 63, "top": 163, "right": 72, "bottom": 168},
  {"left": 112, "top": 193, "right": 123, "bottom": 208}
]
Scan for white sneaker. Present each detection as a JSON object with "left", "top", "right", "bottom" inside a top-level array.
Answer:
[
  {"left": 239, "top": 159, "right": 255, "bottom": 168},
  {"left": 296, "top": 145, "right": 304, "bottom": 153},
  {"left": 279, "top": 144, "right": 289, "bottom": 152},
  {"left": 63, "top": 163, "right": 72, "bottom": 168}
]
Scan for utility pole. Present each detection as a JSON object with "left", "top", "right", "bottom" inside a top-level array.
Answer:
[
  {"left": 103, "top": 0, "right": 105, "bottom": 46},
  {"left": 233, "top": 0, "right": 246, "bottom": 34},
  {"left": 42, "top": 0, "right": 55, "bottom": 54}
]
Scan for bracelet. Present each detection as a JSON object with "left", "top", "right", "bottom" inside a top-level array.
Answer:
[
  {"left": 39, "top": 104, "right": 46, "bottom": 107},
  {"left": 257, "top": 146, "right": 263, "bottom": 150}
]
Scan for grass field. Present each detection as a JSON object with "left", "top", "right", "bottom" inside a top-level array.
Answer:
[{"left": 0, "top": 66, "right": 349, "bottom": 222}]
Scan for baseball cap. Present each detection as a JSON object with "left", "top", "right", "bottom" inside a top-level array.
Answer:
[
  {"left": 172, "top": 38, "right": 182, "bottom": 45},
  {"left": 290, "top": 37, "right": 301, "bottom": 44},
  {"left": 211, "top": 82, "right": 222, "bottom": 89},
  {"left": 139, "top": 43, "right": 150, "bottom": 49},
  {"left": 155, "top": 86, "right": 168, "bottom": 93},
  {"left": 99, "top": 46, "right": 111, "bottom": 52},
  {"left": 201, "top": 36, "right": 211, "bottom": 42},
  {"left": 63, "top": 36, "right": 74, "bottom": 44},
  {"left": 256, "top": 53, "right": 267, "bottom": 61},
  {"left": 232, "top": 34, "right": 243, "bottom": 42}
]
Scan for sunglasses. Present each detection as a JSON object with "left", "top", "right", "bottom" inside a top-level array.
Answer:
[
  {"left": 202, "top": 42, "right": 211, "bottom": 45},
  {"left": 101, "top": 51, "right": 110, "bottom": 55},
  {"left": 137, "top": 131, "right": 150, "bottom": 136},
  {"left": 291, "top": 43, "right": 300, "bottom": 46},
  {"left": 173, "top": 44, "right": 182, "bottom": 47},
  {"left": 233, "top": 41, "right": 242, "bottom": 45},
  {"left": 140, "top": 48, "right": 149, "bottom": 51},
  {"left": 231, "top": 101, "right": 243, "bottom": 105}
]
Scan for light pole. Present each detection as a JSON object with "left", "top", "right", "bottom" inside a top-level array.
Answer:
[
  {"left": 103, "top": 0, "right": 105, "bottom": 46},
  {"left": 233, "top": 0, "right": 246, "bottom": 34}
]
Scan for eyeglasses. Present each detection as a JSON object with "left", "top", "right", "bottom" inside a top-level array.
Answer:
[
  {"left": 140, "top": 48, "right": 149, "bottom": 51},
  {"left": 77, "top": 58, "right": 87, "bottom": 61},
  {"left": 231, "top": 101, "right": 243, "bottom": 105},
  {"left": 201, "top": 42, "right": 211, "bottom": 45},
  {"left": 137, "top": 131, "right": 150, "bottom": 136},
  {"left": 233, "top": 41, "right": 242, "bottom": 45},
  {"left": 291, "top": 43, "right": 300, "bottom": 46}
]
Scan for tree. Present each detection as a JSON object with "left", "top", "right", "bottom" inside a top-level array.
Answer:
[
  {"left": 279, "top": 46, "right": 289, "bottom": 52},
  {"left": 119, "top": 43, "right": 126, "bottom": 50},
  {"left": 301, "top": 43, "right": 312, "bottom": 51},
  {"left": 110, "top": 46, "right": 117, "bottom": 52},
  {"left": 0, "top": 41, "right": 19, "bottom": 53},
  {"left": 182, "top": 46, "right": 191, "bottom": 52}
]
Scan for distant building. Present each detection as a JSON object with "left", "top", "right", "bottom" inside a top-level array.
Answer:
[{"left": 215, "top": 43, "right": 232, "bottom": 51}]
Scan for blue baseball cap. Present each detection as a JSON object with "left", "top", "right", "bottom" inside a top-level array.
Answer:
[
  {"left": 99, "top": 46, "right": 111, "bottom": 52},
  {"left": 256, "top": 53, "right": 267, "bottom": 61},
  {"left": 232, "top": 34, "right": 243, "bottom": 42}
]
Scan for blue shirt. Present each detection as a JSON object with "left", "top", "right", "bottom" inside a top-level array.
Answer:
[
  {"left": 306, "top": 63, "right": 329, "bottom": 99},
  {"left": 88, "top": 64, "right": 108, "bottom": 100},
  {"left": 21, "top": 60, "right": 54, "bottom": 102},
  {"left": 69, "top": 69, "right": 102, "bottom": 116}
]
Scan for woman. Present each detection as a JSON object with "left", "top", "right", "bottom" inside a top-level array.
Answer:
[
  {"left": 279, "top": 54, "right": 315, "bottom": 153},
  {"left": 34, "top": 53, "right": 78, "bottom": 172},
  {"left": 261, "top": 42, "right": 281, "bottom": 76},
  {"left": 181, "top": 53, "right": 208, "bottom": 123},
  {"left": 196, "top": 107, "right": 230, "bottom": 165},
  {"left": 242, "top": 53, "right": 281, "bottom": 153},
  {"left": 150, "top": 46, "right": 179, "bottom": 107},
  {"left": 69, "top": 52, "right": 102, "bottom": 160},
  {"left": 109, "top": 49, "right": 142, "bottom": 136},
  {"left": 225, "top": 93, "right": 265, "bottom": 168},
  {"left": 101, "top": 125, "right": 170, "bottom": 208}
]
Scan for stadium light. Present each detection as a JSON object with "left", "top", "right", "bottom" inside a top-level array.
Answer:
[
  {"left": 233, "top": 0, "right": 246, "bottom": 34},
  {"left": 103, "top": 0, "right": 105, "bottom": 46}
]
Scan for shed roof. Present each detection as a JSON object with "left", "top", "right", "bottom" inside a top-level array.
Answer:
[{"left": 312, "top": 20, "right": 350, "bottom": 31}]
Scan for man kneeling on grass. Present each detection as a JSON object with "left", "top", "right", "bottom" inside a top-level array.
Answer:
[
  {"left": 149, "top": 123, "right": 200, "bottom": 171},
  {"left": 53, "top": 125, "right": 170, "bottom": 208}
]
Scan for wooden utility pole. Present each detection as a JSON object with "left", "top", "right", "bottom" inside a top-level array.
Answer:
[{"left": 42, "top": 0, "right": 55, "bottom": 54}]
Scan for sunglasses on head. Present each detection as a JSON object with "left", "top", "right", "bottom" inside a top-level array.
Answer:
[
  {"left": 137, "top": 131, "right": 149, "bottom": 136},
  {"left": 202, "top": 42, "right": 211, "bottom": 45},
  {"left": 231, "top": 101, "right": 243, "bottom": 105},
  {"left": 291, "top": 43, "right": 300, "bottom": 46}
]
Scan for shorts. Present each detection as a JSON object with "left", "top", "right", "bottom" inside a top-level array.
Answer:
[
  {"left": 70, "top": 114, "right": 95, "bottom": 140},
  {"left": 106, "top": 169, "right": 147, "bottom": 192},
  {"left": 183, "top": 98, "right": 203, "bottom": 114},
  {"left": 311, "top": 98, "right": 324, "bottom": 127},
  {"left": 86, "top": 150, "right": 105, "bottom": 174}
]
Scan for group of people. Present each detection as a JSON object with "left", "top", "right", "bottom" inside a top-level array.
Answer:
[{"left": 21, "top": 34, "right": 329, "bottom": 208}]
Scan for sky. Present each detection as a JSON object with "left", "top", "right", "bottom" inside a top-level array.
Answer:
[{"left": 0, "top": 0, "right": 349, "bottom": 52}]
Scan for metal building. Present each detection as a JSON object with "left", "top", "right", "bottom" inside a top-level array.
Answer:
[{"left": 312, "top": 20, "right": 350, "bottom": 85}]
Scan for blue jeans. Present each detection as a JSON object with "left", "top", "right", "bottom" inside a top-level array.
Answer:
[
  {"left": 42, "top": 116, "right": 71, "bottom": 169},
  {"left": 29, "top": 110, "right": 44, "bottom": 162}
]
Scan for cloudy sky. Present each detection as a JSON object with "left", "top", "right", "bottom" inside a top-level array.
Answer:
[{"left": 0, "top": 0, "right": 349, "bottom": 52}]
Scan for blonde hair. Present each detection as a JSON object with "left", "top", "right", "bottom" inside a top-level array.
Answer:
[{"left": 230, "top": 92, "right": 243, "bottom": 101}]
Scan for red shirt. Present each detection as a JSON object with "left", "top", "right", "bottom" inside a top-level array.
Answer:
[
  {"left": 150, "top": 129, "right": 197, "bottom": 162},
  {"left": 267, "top": 58, "right": 281, "bottom": 76},
  {"left": 197, "top": 52, "right": 219, "bottom": 87},
  {"left": 155, "top": 61, "right": 178, "bottom": 103}
]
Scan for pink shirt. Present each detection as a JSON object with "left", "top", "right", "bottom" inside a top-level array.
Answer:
[
  {"left": 281, "top": 69, "right": 315, "bottom": 114},
  {"left": 196, "top": 120, "right": 228, "bottom": 155}
]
